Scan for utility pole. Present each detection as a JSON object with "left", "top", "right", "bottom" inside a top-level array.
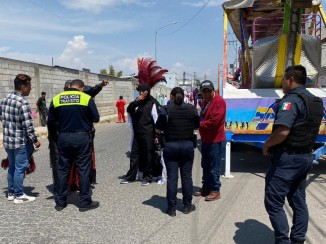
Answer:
[
  {"left": 228, "top": 40, "right": 238, "bottom": 69},
  {"left": 183, "top": 71, "right": 186, "bottom": 86},
  {"left": 192, "top": 72, "right": 196, "bottom": 90}
]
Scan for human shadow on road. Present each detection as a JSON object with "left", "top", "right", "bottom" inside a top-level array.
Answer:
[
  {"left": 125, "top": 151, "right": 130, "bottom": 158},
  {"left": 24, "top": 186, "right": 40, "bottom": 197},
  {"left": 45, "top": 185, "right": 79, "bottom": 207},
  {"left": 142, "top": 195, "right": 183, "bottom": 213},
  {"left": 2, "top": 186, "right": 39, "bottom": 197},
  {"left": 233, "top": 219, "right": 274, "bottom": 244},
  {"left": 46, "top": 184, "right": 54, "bottom": 194}
]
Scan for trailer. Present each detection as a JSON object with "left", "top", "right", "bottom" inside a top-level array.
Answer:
[{"left": 221, "top": 0, "right": 326, "bottom": 178}]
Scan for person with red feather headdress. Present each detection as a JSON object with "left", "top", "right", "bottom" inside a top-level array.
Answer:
[{"left": 120, "top": 57, "right": 168, "bottom": 186}]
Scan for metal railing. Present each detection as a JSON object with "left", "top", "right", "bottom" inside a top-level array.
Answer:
[{"left": 252, "top": 14, "right": 322, "bottom": 44}]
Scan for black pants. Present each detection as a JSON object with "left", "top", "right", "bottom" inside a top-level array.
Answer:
[
  {"left": 55, "top": 132, "right": 92, "bottom": 207},
  {"left": 264, "top": 152, "right": 313, "bottom": 244},
  {"left": 124, "top": 134, "right": 154, "bottom": 181},
  {"left": 163, "top": 141, "right": 194, "bottom": 210}
]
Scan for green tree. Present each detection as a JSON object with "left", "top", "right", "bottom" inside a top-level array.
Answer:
[
  {"left": 100, "top": 69, "right": 107, "bottom": 75},
  {"left": 108, "top": 65, "right": 115, "bottom": 76},
  {"left": 117, "top": 71, "right": 123, "bottom": 77}
]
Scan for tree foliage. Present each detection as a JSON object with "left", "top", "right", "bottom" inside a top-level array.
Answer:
[
  {"left": 117, "top": 71, "right": 123, "bottom": 77},
  {"left": 100, "top": 69, "right": 107, "bottom": 75},
  {"left": 108, "top": 65, "right": 115, "bottom": 76}
]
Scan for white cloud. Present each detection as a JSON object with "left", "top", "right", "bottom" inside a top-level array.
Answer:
[
  {"left": 113, "top": 53, "right": 151, "bottom": 75},
  {"left": 0, "top": 46, "right": 10, "bottom": 52},
  {"left": 60, "top": 0, "right": 152, "bottom": 13},
  {"left": 58, "top": 35, "right": 89, "bottom": 68},
  {"left": 182, "top": 0, "right": 223, "bottom": 7}
]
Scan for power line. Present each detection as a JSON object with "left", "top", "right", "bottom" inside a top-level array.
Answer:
[{"left": 165, "top": 0, "right": 214, "bottom": 35}]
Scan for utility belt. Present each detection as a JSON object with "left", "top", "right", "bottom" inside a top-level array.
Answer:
[
  {"left": 275, "top": 146, "right": 312, "bottom": 155},
  {"left": 165, "top": 138, "right": 193, "bottom": 143},
  {"left": 59, "top": 130, "right": 91, "bottom": 134}
]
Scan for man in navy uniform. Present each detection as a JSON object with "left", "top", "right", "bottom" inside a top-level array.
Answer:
[
  {"left": 48, "top": 79, "right": 100, "bottom": 212},
  {"left": 263, "top": 65, "right": 323, "bottom": 244}
]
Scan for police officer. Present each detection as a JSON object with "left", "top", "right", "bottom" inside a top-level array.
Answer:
[
  {"left": 155, "top": 87, "right": 200, "bottom": 217},
  {"left": 48, "top": 79, "right": 100, "bottom": 212},
  {"left": 263, "top": 65, "right": 323, "bottom": 244},
  {"left": 48, "top": 79, "right": 108, "bottom": 190}
]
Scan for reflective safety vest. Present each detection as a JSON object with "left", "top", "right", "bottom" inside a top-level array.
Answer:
[{"left": 53, "top": 90, "right": 91, "bottom": 108}]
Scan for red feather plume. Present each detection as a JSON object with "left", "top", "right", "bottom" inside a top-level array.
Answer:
[{"left": 137, "top": 57, "right": 168, "bottom": 87}]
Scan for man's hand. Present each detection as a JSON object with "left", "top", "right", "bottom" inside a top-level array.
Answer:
[
  {"left": 262, "top": 144, "right": 270, "bottom": 156},
  {"left": 100, "top": 80, "right": 109, "bottom": 88}
]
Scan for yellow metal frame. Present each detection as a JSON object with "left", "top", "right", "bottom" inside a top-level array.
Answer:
[
  {"left": 275, "top": 34, "right": 288, "bottom": 87},
  {"left": 294, "top": 34, "right": 302, "bottom": 65}
]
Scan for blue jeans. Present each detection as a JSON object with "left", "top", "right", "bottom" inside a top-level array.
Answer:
[
  {"left": 163, "top": 141, "right": 194, "bottom": 210},
  {"left": 5, "top": 143, "right": 34, "bottom": 197},
  {"left": 201, "top": 142, "right": 223, "bottom": 192},
  {"left": 265, "top": 152, "right": 313, "bottom": 244}
]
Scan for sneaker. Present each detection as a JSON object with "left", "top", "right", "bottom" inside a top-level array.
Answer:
[
  {"left": 14, "top": 193, "right": 36, "bottom": 204},
  {"left": 55, "top": 203, "right": 67, "bottom": 211},
  {"left": 79, "top": 201, "right": 100, "bottom": 212},
  {"left": 183, "top": 204, "right": 196, "bottom": 214},
  {"left": 120, "top": 179, "right": 134, "bottom": 184},
  {"left": 7, "top": 193, "right": 15, "bottom": 201},
  {"left": 141, "top": 181, "right": 150, "bottom": 186},
  {"left": 118, "top": 175, "right": 126, "bottom": 180}
]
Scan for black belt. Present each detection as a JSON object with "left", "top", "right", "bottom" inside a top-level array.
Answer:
[
  {"left": 60, "top": 131, "right": 90, "bottom": 134},
  {"left": 282, "top": 149, "right": 312, "bottom": 155}
]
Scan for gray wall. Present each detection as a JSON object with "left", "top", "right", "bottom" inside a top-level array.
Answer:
[{"left": 0, "top": 57, "right": 172, "bottom": 126}]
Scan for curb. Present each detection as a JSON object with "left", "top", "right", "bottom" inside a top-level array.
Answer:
[{"left": 0, "top": 114, "right": 118, "bottom": 149}]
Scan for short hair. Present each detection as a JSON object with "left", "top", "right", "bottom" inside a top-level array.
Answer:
[
  {"left": 64, "top": 80, "right": 72, "bottom": 91},
  {"left": 41, "top": 92, "right": 46, "bottom": 95},
  {"left": 119, "top": 95, "right": 123, "bottom": 99},
  {"left": 284, "top": 65, "right": 307, "bottom": 85},
  {"left": 14, "top": 74, "right": 31, "bottom": 90},
  {"left": 170, "top": 87, "right": 184, "bottom": 106},
  {"left": 70, "top": 79, "right": 84, "bottom": 88}
]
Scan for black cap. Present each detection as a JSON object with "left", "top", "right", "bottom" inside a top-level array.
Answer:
[{"left": 200, "top": 80, "right": 214, "bottom": 91}]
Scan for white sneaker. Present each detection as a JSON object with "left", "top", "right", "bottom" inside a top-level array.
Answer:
[
  {"left": 14, "top": 193, "right": 35, "bottom": 204},
  {"left": 7, "top": 193, "right": 15, "bottom": 201},
  {"left": 141, "top": 181, "right": 150, "bottom": 186}
]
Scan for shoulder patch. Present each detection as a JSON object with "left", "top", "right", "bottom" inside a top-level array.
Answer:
[{"left": 281, "top": 102, "right": 291, "bottom": 111}]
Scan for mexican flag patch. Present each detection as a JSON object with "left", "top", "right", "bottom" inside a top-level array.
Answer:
[{"left": 281, "top": 102, "right": 291, "bottom": 111}]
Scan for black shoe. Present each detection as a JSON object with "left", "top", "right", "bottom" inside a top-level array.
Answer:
[
  {"left": 118, "top": 175, "right": 126, "bottom": 180},
  {"left": 166, "top": 208, "right": 176, "bottom": 217},
  {"left": 183, "top": 204, "right": 196, "bottom": 214},
  {"left": 55, "top": 203, "right": 67, "bottom": 211},
  {"left": 79, "top": 201, "right": 100, "bottom": 212}
]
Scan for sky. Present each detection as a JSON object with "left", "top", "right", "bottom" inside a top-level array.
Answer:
[
  {"left": 1, "top": 1, "right": 325, "bottom": 84},
  {"left": 0, "top": 0, "right": 229, "bottom": 83}
]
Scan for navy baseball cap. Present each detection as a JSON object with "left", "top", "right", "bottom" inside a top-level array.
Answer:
[{"left": 200, "top": 80, "right": 214, "bottom": 91}]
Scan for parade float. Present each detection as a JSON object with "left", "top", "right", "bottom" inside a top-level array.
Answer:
[{"left": 221, "top": 0, "right": 326, "bottom": 177}]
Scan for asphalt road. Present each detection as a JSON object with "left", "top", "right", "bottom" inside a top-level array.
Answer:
[{"left": 0, "top": 122, "right": 325, "bottom": 244}]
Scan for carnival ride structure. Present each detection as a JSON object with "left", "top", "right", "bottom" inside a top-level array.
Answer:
[{"left": 221, "top": 0, "right": 326, "bottom": 178}]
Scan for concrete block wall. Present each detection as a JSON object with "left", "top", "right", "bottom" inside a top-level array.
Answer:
[{"left": 0, "top": 57, "right": 171, "bottom": 127}]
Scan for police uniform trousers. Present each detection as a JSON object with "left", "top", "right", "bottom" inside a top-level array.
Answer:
[
  {"left": 124, "top": 134, "right": 154, "bottom": 182},
  {"left": 55, "top": 132, "right": 93, "bottom": 207},
  {"left": 163, "top": 140, "right": 194, "bottom": 211},
  {"left": 264, "top": 152, "right": 313, "bottom": 244}
]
